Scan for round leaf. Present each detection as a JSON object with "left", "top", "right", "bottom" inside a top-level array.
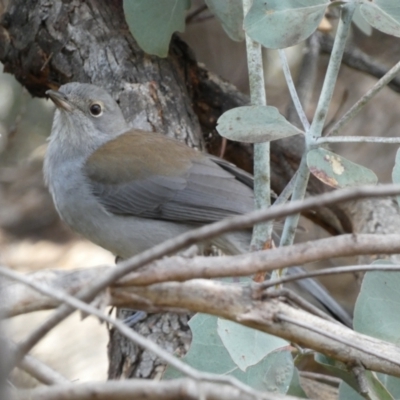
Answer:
[
  {"left": 216, "top": 106, "right": 303, "bottom": 143},
  {"left": 123, "top": 0, "right": 190, "bottom": 57},
  {"left": 307, "top": 148, "right": 378, "bottom": 189},
  {"left": 339, "top": 382, "right": 365, "bottom": 400},
  {"left": 205, "top": 0, "right": 244, "bottom": 41},
  {"left": 360, "top": 0, "right": 400, "bottom": 38},
  {"left": 354, "top": 261, "right": 400, "bottom": 346},
  {"left": 243, "top": 0, "right": 329, "bottom": 49},
  {"left": 217, "top": 318, "right": 289, "bottom": 372},
  {"left": 353, "top": 5, "right": 373, "bottom": 36},
  {"left": 164, "top": 313, "right": 293, "bottom": 393}
]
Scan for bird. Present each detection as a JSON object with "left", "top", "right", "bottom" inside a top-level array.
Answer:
[{"left": 44, "top": 82, "right": 352, "bottom": 326}]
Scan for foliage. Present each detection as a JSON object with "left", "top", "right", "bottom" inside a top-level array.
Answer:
[{"left": 120, "top": 0, "right": 400, "bottom": 397}]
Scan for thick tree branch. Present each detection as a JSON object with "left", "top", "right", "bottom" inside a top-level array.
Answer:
[
  {"left": 3, "top": 233, "right": 400, "bottom": 317},
  {"left": 3, "top": 267, "right": 400, "bottom": 378}
]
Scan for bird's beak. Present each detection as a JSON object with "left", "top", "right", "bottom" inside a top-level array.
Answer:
[{"left": 46, "top": 90, "right": 73, "bottom": 112}]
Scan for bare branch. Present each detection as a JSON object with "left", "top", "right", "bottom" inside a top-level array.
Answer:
[
  {"left": 110, "top": 280, "right": 400, "bottom": 376},
  {"left": 4, "top": 235, "right": 400, "bottom": 317},
  {"left": 18, "top": 354, "right": 70, "bottom": 386},
  {"left": 11, "top": 378, "right": 303, "bottom": 400},
  {"left": 0, "top": 267, "right": 268, "bottom": 399},
  {"left": 5, "top": 338, "right": 69, "bottom": 386},
  {"left": 6, "top": 184, "right": 400, "bottom": 371},
  {"left": 4, "top": 268, "right": 400, "bottom": 378},
  {"left": 319, "top": 33, "right": 400, "bottom": 93}
]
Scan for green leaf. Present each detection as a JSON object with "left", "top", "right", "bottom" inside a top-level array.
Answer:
[
  {"left": 205, "top": 0, "right": 244, "bottom": 41},
  {"left": 339, "top": 371, "right": 395, "bottom": 400},
  {"left": 391, "top": 147, "right": 400, "bottom": 206},
  {"left": 217, "top": 318, "right": 289, "bottom": 371},
  {"left": 353, "top": 4, "right": 373, "bottom": 36},
  {"left": 360, "top": 0, "right": 400, "bottom": 38},
  {"left": 243, "top": 0, "right": 329, "bottom": 49},
  {"left": 123, "top": 0, "right": 190, "bottom": 57},
  {"left": 317, "top": 354, "right": 395, "bottom": 399},
  {"left": 307, "top": 148, "right": 378, "bottom": 189},
  {"left": 354, "top": 260, "right": 400, "bottom": 346},
  {"left": 377, "top": 374, "right": 400, "bottom": 399},
  {"left": 164, "top": 314, "right": 293, "bottom": 393},
  {"left": 339, "top": 382, "right": 365, "bottom": 400},
  {"left": 287, "top": 368, "right": 308, "bottom": 398},
  {"left": 314, "top": 353, "right": 358, "bottom": 390},
  {"left": 216, "top": 106, "right": 303, "bottom": 143}
]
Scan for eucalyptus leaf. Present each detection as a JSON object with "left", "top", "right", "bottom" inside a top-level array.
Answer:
[
  {"left": 216, "top": 106, "right": 303, "bottom": 143},
  {"left": 391, "top": 147, "right": 400, "bottom": 206},
  {"left": 360, "top": 0, "right": 400, "bottom": 38},
  {"left": 307, "top": 148, "right": 378, "bottom": 189},
  {"left": 353, "top": 4, "right": 373, "bottom": 36},
  {"left": 164, "top": 314, "right": 293, "bottom": 393},
  {"left": 287, "top": 368, "right": 308, "bottom": 398},
  {"left": 316, "top": 353, "right": 395, "bottom": 399},
  {"left": 377, "top": 374, "right": 400, "bottom": 399},
  {"left": 338, "top": 382, "right": 365, "bottom": 400},
  {"left": 205, "top": 0, "right": 244, "bottom": 41},
  {"left": 123, "top": 0, "right": 190, "bottom": 57},
  {"left": 217, "top": 318, "right": 289, "bottom": 371},
  {"left": 243, "top": 0, "right": 329, "bottom": 49},
  {"left": 354, "top": 260, "right": 400, "bottom": 346},
  {"left": 314, "top": 353, "right": 358, "bottom": 390}
]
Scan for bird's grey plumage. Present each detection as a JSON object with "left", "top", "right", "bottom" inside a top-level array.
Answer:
[
  {"left": 85, "top": 130, "right": 254, "bottom": 223},
  {"left": 44, "top": 82, "right": 352, "bottom": 326},
  {"left": 44, "top": 83, "right": 253, "bottom": 256}
]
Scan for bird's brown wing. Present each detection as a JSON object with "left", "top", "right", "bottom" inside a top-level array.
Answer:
[{"left": 84, "top": 130, "right": 254, "bottom": 223}]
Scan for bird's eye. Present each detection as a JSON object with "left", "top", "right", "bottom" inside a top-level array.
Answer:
[{"left": 89, "top": 103, "right": 103, "bottom": 117}]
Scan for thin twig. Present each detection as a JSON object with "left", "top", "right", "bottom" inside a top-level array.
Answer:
[
  {"left": 299, "top": 371, "right": 341, "bottom": 386},
  {"left": 0, "top": 268, "right": 263, "bottom": 399},
  {"left": 326, "top": 59, "right": 400, "bottom": 136},
  {"left": 318, "top": 136, "right": 400, "bottom": 144},
  {"left": 276, "top": 313, "right": 400, "bottom": 368},
  {"left": 265, "top": 288, "right": 338, "bottom": 324},
  {"left": 279, "top": 49, "right": 310, "bottom": 131},
  {"left": 11, "top": 378, "right": 291, "bottom": 400},
  {"left": 262, "top": 264, "right": 400, "bottom": 289},
  {"left": 286, "top": 33, "right": 321, "bottom": 126},
  {"left": 320, "top": 33, "right": 400, "bottom": 94},
  {"left": 309, "top": 2, "right": 356, "bottom": 139},
  {"left": 243, "top": 0, "right": 272, "bottom": 251},
  {"left": 5, "top": 339, "right": 69, "bottom": 385},
  {"left": 13, "top": 183, "right": 400, "bottom": 367}
]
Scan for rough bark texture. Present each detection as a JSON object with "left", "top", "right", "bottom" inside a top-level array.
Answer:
[{"left": 0, "top": 0, "right": 352, "bottom": 235}]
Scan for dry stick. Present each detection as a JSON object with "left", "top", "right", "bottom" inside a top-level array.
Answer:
[
  {"left": 121, "top": 234, "right": 400, "bottom": 286},
  {"left": 262, "top": 264, "right": 400, "bottom": 289},
  {"left": 265, "top": 288, "right": 339, "bottom": 324},
  {"left": 14, "top": 184, "right": 400, "bottom": 370},
  {"left": 0, "top": 268, "right": 264, "bottom": 399},
  {"left": 4, "top": 338, "right": 69, "bottom": 385},
  {"left": 18, "top": 353, "right": 70, "bottom": 386},
  {"left": 5, "top": 268, "right": 400, "bottom": 376},
  {"left": 3, "top": 237, "right": 400, "bottom": 318},
  {"left": 11, "top": 379, "right": 296, "bottom": 400},
  {"left": 299, "top": 371, "right": 341, "bottom": 386},
  {"left": 4, "top": 236, "right": 400, "bottom": 318},
  {"left": 112, "top": 280, "right": 400, "bottom": 374},
  {"left": 275, "top": 313, "right": 400, "bottom": 368}
]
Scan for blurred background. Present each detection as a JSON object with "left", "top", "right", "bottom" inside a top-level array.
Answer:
[{"left": 1, "top": 0, "right": 400, "bottom": 386}]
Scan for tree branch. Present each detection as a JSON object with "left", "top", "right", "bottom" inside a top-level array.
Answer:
[{"left": 11, "top": 378, "right": 303, "bottom": 400}]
